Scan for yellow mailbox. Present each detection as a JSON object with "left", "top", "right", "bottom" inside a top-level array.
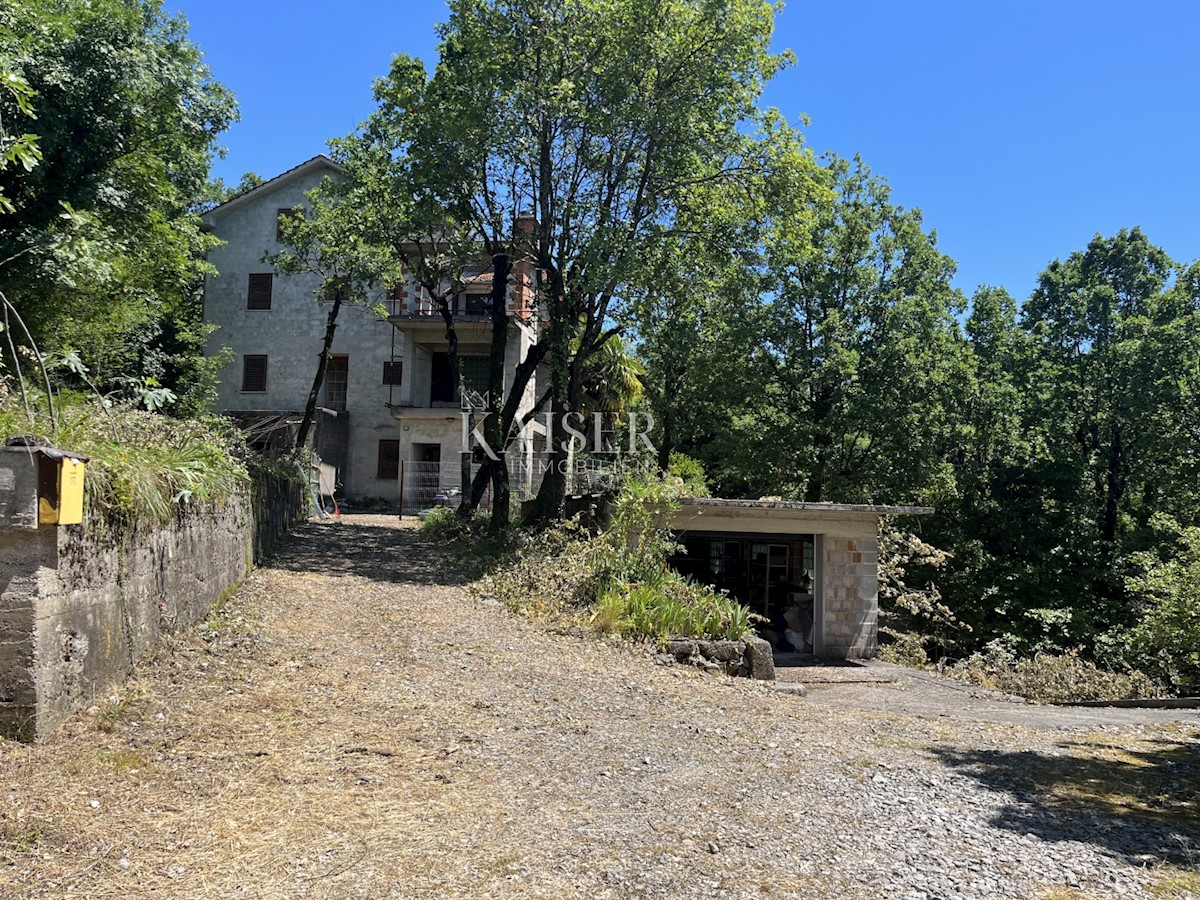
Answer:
[{"left": 36, "top": 449, "right": 87, "bottom": 526}]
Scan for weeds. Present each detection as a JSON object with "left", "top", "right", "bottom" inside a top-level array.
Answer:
[
  {"left": 472, "top": 470, "right": 756, "bottom": 643},
  {"left": 0, "top": 390, "right": 248, "bottom": 531},
  {"left": 595, "top": 575, "right": 755, "bottom": 643},
  {"left": 944, "top": 640, "right": 1162, "bottom": 703}
]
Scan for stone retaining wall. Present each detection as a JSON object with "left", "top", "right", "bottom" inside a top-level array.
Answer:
[
  {"left": 663, "top": 637, "right": 775, "bottom": 680},
  {"left": 0, "top": 450, "right": 304, "bottom": 741}
]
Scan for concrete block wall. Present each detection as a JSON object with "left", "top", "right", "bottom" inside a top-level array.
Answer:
[
  {"left": 204, "top": 160, "right": 403, "bottom": 501},
  {"left": 820, "top": 534, "right": 880, "bottom": 659},
  {"left": 0, "top": 452, "right": 305, "bottom": 741}
]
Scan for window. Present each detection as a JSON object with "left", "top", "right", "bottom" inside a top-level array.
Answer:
[
  {"left": 461, "top": 292, "right": 487, "bottom": 315},
  {"left": 276, "top": 208, "right": 302, "bottom": 241},
  {"left": 459, "top": 355, "right": 490, "bottom": 395},
  {"left": 377, "top": 439, "right": 400, "bottom": 480},
  {"left": 247, "top": 273, "right": 273, "bottom": 310},
  {"left": 431, "top": 353, "right": 489, "bottom": 404},
  {"left": 241, "top": 355, "right": 268, "bottom": 392},
  {"left": 324, "top": 355, "right": 348, "bottom": 411},
  {"left": 431, "top": 352, "right": 454, "bottom": 403},
  {"left": 382, "top": 360, "right": 403, "bottom": 385}
]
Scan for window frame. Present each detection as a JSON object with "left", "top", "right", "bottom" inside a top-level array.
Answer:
[
  {"left": 247, "top": 273, "right": 273, "bottom": 310},
  {"left": 382, "top": 360, "right": 403, "bottom": 386},
  {"left": 323, "top": 354, "right": 349, "bottom": 411}
]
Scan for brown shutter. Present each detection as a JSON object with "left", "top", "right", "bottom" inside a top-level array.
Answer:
[
  {"left": 241, "top": 355, "right": 268, "bottom": 392},
  {"left": 247, "top": 273, "right": 273, "bottom": 310},
  {"left": 382, "top": 361, "right": 403, "bottom": 385},
  {"left": 377, "top": 439, "right": 400, "bottom": 480}
]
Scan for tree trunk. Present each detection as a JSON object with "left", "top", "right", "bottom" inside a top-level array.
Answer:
[
  {"left": 435, "top": 297, "right": 464, "bottom": 511},
  {"left": 294, "top": 293, "right": 343, "bottom": 452},
  {"left": 485, "top": 252, "right": 513, "bottom": 529}
]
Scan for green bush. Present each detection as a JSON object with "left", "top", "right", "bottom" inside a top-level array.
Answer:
[
  {"left": 1125, "top": 515, "right": 1200, "bottom": 695},
  {"left": 474, "top": 470, "right": 756, "bottom": 643},
  {"left": 0, "top": 389, "right": 248, "bottom": 530},
  {"left": 595, "top": 573, "right": 754, "bottom": 643},
  {"left": 879, "top": 630, "right": 930, "bottom": 667}
]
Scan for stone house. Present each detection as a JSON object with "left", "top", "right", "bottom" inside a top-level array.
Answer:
[{"left": 202, "top": 155, "right": 546, "bottom": 510}]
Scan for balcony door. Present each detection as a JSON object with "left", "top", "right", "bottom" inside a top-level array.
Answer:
[{"left": 430, "top": 352, "right": 454, "bottom": 404}]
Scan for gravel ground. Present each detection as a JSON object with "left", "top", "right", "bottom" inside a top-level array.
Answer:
[{"left": 1, "top": 515, "right": 1197, "bottom": 899}]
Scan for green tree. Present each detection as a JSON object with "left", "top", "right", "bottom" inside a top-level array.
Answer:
[
  {"left": 0, "top": 0, "right": 236, "bottom": 394},
  {"left": 1127, "top": 515, "right": 1200, "bottom": 694},
  {"left": 344, "top": 0, "right": 809, "bottom": 527},
  {"left": 1018, "top": 228, "right": 1195, "bottom": 644},
  {"left": 649, "top": 154, "right": 971, "bottom": 507}
]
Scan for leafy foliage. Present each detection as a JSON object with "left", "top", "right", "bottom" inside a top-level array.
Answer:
[
  {"left": 642, "top": 164, "right": 1200, "bottom": 691},
  {"left": 877, "top": 520, "right": 962, "bottom": 659},
  {"left": 595, "top": 576, "right": 755, "bottom": 643},
  {"left": 473, "top": 469, "right": 754, "bottom": 642},
  {"left": 0, "top": 0, "right": 236, "bottom": 396},
  {"left": 945, "top": 642, "right": 1162, "bottom": 704},
  {"left": 0, "top": 388, "right": 248, "bottom": 530},
  {"left": 326, "top": 0, "right": 819, "bottom": 524},
  {"left": 1126, "top": 515, "right": 1200, "bottom": 694}
]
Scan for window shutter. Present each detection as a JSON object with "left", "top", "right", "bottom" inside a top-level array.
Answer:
[
  {"left": 241, "top": 355, "right": 268, "bottom": 392},
  {"left": 247, "top": 274, "right": 273, "bottom": 310},
  {"left": 378, "top": 439, "right": 400, "bottom": 480},
  {"left": 382, "top": 361, "right": 403, "bottom": 385}
]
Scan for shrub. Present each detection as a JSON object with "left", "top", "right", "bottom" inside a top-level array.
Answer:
[
  {"left": 945, "top": 640, "right": 1162, "bottom": 703},
  {"left": 0, "top": 390, "right": 248, "bottom": 530},
  {"left": 595, "top": 574, "right": 755, "bottom": 643},
  {"left": 1125, "top": 515, "right": 1200, "bottom": 695},
  {"left": 879, "top": 630, "right": 930, "bottom": 667},
  {"left": 474, "top": 469, "right": 756, "bottom": 643}
]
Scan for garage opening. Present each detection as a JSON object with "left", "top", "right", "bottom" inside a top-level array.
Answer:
[{"left": 668, "top": 534, "right": 818, "bottom": 656}]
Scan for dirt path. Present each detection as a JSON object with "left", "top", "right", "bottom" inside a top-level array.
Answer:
[{"left": 1, "top": 516, "right": 1197, "bottom": 899}]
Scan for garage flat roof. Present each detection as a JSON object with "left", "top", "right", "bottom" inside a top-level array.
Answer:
[{"left": 678, "top": 498, "right": 934, "bottom": 516}]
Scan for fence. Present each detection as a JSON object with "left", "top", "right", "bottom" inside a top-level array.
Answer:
[{"left": 399, "top": 452, "right": 620, "bottom": 513}]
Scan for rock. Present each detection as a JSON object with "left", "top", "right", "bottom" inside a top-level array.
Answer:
[
  {"left": 696, "top": 640, "right": 741, "bottom": 663},
  {"left": 773, "top": 682, "right": 807, "bottom": 696},
  {"left": 744, "top": 636, "right": 775, "bottom": 680},
  {"left": 666, "top": 640, "right": 697, "bottom": 662}
]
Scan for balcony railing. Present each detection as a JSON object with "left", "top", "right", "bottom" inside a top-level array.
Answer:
[{"left": 387, "top": 293, "right": 490, "bottom": 319}]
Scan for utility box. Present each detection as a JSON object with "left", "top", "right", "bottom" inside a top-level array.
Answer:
[{"left": 35, "top": 449, "right": 87, "bottom": 526}]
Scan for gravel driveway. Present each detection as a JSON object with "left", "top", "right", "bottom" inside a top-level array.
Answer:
[{"left": 1, "top": 515, "right": 1196, "bottom": 899}]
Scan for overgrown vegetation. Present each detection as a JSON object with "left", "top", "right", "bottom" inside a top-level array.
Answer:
[
  {"left": 942, "top": 642, "right": 1162, "bottom": 704},
  {"left": 0, "top": 385, "right": 248, "bottom": 529},
  {"left": 645, "top": 174, "right": 1200, "bottom": 694},
  {"left": 432, "top": 464, "right": 756, "bottom": 645},
  {"left": 0, "top": 0, "right": 235, "bottom": 403}
]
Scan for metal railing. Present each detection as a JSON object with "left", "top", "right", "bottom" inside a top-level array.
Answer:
[{"left": 398, "top": 452, "right": 621, "bottom": 513}]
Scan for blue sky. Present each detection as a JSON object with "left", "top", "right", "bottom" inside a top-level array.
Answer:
[{"left": 177, "top": 0, "right": 1200, "bottom": 302}]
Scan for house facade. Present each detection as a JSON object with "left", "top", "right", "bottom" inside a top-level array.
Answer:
[{"left": 202, "top": 155, "right": 545, "bottom": 510}]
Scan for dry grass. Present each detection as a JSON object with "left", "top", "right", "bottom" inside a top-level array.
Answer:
[
  {"left": 0, "top": 516, "right": 1195, "bottom": 899},
  {"left": 1018, "top": 729, "right": 1200, "bottom": 832},
  {"left": 1149, "top": 867, "right": 1200, "bottom": 899}
]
